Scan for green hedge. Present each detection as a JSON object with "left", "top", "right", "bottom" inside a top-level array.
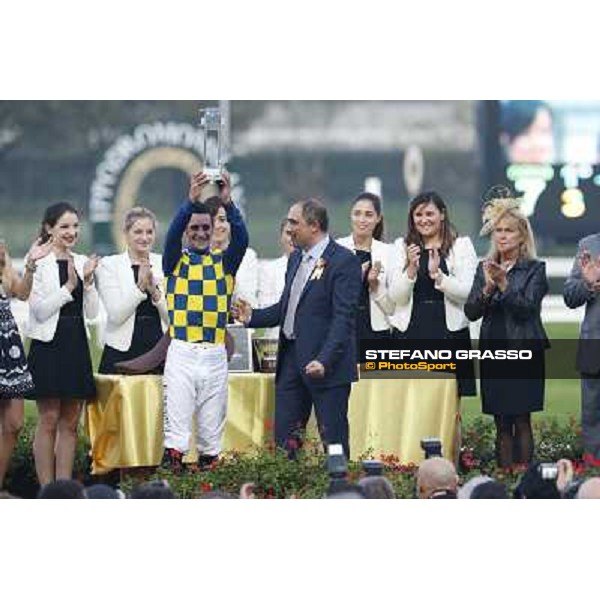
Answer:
[{"left": 5, "top": 416, "right": 599, "bottom": 498}]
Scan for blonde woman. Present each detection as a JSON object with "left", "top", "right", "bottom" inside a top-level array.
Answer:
[
  {"left": 27, "top": 202, "right": 100, "bottom": 485},
  {"left": 465, "top": 190, "right": 549, "bottom": 468},
  {"left": 0, "top": 237, "right": 52, "bottom": 490},
  {"left": 95, "top": 207, "right": 168, "bottom": 374}
]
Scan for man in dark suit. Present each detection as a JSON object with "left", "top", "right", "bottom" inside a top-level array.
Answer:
[
  {"left": 234, "top": 199, "right": 361, "bottom": 458},
  {"left": 564, "top": 233, "right": 600, "bottom": 462}
]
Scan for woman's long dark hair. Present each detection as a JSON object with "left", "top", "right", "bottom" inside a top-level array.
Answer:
[
  {"left": 352, "top": 192, "right": 384, "bottom": 241},
  {"left": 405, "top": 191, "right": 457, "bottom": 257},
  {"left": 39, "top": 202, "right": 79, "bottom": 243}
]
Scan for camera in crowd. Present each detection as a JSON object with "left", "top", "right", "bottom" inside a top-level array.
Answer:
[
  {"left": 420, "top": 437, "right": 443, "bottom": 459},
  {"left": 326, "top": 444, "right": 348, "bottom": 494},
  {"left": 538, "top": 462, "right": 558, "bottom": 480}
]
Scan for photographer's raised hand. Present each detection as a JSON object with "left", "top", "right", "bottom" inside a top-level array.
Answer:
[{"left": 556, "top": 458, "right": 574, "bottom": 494}]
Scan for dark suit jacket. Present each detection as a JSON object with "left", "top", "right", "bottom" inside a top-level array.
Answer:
[
  {"left": 465, "top": 259, "right": 550, "bottom": 349},
  {"left": 249, "top": 239, "right": 362, "bottom": 388},
  {"left": 564, "top": 233, "right": 600, "bottom": 374}
]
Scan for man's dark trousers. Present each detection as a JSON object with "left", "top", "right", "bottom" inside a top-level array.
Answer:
[{"left": 275, "top": 337, "right": 350, "bottom": 458}]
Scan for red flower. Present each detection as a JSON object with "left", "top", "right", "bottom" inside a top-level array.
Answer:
[
  {"left": 199, "top": 482, "right": 212, "bottom": 492},
  {"left": 264, "top": 419, "right": 274, "bottom": 432},
  {"left": 583, "top": 453, "right": 600, "bottom": 467}
]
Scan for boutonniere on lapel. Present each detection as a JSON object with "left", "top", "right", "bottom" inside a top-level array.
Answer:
[{"left": 310, "top": 257, "right": 327, "bottom": 281}]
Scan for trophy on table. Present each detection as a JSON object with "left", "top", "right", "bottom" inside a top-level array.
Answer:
[{"left": 198, "top": 106, "right": 226, "bottom": 199}]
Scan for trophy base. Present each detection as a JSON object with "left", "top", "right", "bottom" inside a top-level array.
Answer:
[
  {"left": 203, "top": 167, "right": 223, "bottom": 183},
  {"left": 254, "top": 338, "right": 279, "bottom": 374}
]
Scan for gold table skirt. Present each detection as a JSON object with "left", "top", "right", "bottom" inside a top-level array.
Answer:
[{"left": 85, "top": 373, "right": 459, "bottom": 474}]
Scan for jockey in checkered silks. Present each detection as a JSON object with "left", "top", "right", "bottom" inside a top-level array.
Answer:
[{"left": 161, "top": 170, "right": 248, "bottom": 471}]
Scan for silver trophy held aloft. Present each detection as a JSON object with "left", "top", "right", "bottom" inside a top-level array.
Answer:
[{"left": 199, "top": 107, "right": 225, "bottom": 183}]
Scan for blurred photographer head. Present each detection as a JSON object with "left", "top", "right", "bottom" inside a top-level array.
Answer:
[
  {"left": 325, "top": 483, "right": 367, "bottom": 499},
  {"left": 85, "top": 484, "right": 124, "bottom": 499},
  {"left": 470, "top": 481, "right": 509, "bottom": 499},
  {"left": 416, "top": 457, "right": 458, "bottom": 499},
  {"left": 130, "top": 480, "right": 176, "bottom": 499},
  {"left": 576, "top": 477, "right": 600, "bottom": 499},
  {"left": 37, "top": 479, "right": 86, "bottom": 499},
  {"left": 357, "top": 476, "right": 395, "bottom": 499},
  {"left": 458, "top": 475, "right": 493, "bottom": 499}
]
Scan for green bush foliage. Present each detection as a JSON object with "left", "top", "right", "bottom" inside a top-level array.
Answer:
[{"left": 5, "top": 417, "right": 599, "bottom": 498}]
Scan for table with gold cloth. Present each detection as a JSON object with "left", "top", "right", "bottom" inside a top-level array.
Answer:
[{"left": 85, "top": 373, "right": 460, "bottom": 474}]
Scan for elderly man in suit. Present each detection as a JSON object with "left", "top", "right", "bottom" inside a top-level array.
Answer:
[
  {"left": 234, "top": 199, "right": 361, "bottom": 458},
  {"left": 564, "top": 234, "right": 600, "bottom": 461}
]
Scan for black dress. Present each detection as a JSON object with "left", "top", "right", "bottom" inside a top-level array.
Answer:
[
  {"left": 394, "top": 252, "right": 476, "bottom": 397},
  {"left": 0, "top": 288, "right": 34, "bottom": 400},
  {"left": 98, "top": 265, "right": 164, "bottom": 374},
  {"left": 355, "top": 249, "right": 391, "bottom": 350},
  {"left": 27, "top": 261, "right": 96, "bottom": 400},
  {"left": 465, "top": 260, "right": 548, "bottom": 416}
]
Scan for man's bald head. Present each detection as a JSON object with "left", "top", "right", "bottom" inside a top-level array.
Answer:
[
  {"left": 416, "top": 457, "right": 459, "bottom": 499},
  {"left": 576, "top": 477, "right": 600, "bottom": 499}
]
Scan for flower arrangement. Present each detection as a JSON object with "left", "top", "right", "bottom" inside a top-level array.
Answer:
[{"left": 5, "top": 417, "right": 599, "bottom": 498}]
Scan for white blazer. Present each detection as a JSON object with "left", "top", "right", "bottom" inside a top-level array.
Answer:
[
  {"left": 257, "top": 254, "right": 289, "bottom": 339},
  {"left": 27, "top": 252, "right": 100, "bottom": 342},
  {"left": 234, "top": 247, "right": 259, "bottom": 306},
  {"left": 95, "top": 251, "right": 168, "bottom": 352},
  {"left": 336, "top": 235, "right": 397, "bottom": 331},
  {"left": 388, "top": 236, "right": 477, "bottom": 332}
]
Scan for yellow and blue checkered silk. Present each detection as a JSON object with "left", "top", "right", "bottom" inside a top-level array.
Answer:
[{"left": 165, "top": 249, "right": 234, "bottom": 344}]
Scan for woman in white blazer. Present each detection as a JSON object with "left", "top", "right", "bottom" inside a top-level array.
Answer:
[
  {"left": 388, "top": 191, "right": 477, "bottom": 396},
  {"left": 337, "top": 192, "right": 396, "bottom": 356},
  {"left": 27, "top": 202, "right": 100, "bottom": 485},
  {"left": 95, "top": 207, "right": 168, "bottom": 374}
]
